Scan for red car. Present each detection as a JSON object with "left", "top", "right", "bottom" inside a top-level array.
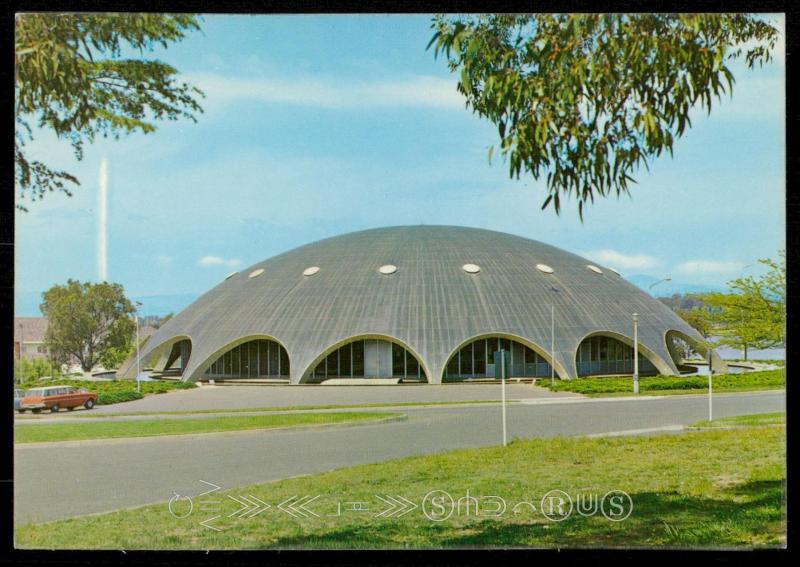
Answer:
[{"left": 19, "top": 385, "right": 98, "bottom": 413}]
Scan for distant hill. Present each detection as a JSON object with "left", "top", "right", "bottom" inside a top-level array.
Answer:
[{"left": 625, "top": 274, "right": 726, "bottom": 297}]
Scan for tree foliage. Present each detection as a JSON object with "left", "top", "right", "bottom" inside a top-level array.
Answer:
[
  {"left": 675, "top": 307, "right": 713, "bottom": 339},
  {"left": 693, "top": 252, "right": 785, "bottom": 359},
  {"left": 15, "top": 13, "right": 203, "bottom": 208},
  {"left": 429, "top": 14, "right": 778, "bottom": 218},
  {"left": 40, "top": 280, "right": 136, "bottom": 372}
]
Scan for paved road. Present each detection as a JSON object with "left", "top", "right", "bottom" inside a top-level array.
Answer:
[
  {"left": 14, "top": 391, "right": 784, "bottom": 523},
  {"left": 87, "top": 383, "right": 577, "bottom": 414}
]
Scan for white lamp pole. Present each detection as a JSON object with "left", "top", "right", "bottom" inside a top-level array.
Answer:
[
  {"left": 550, "top": 305, "right": 555, "bottom": 387},
  {"left": 633, "top": 313, "right": 639, "bottom": 394},
  {"left": 135, "top": 314, "right": 141, "bottom": 393},
  {"left": 501, "top": 349, "right": 507, "bottom": 447},
  {"left": 707, "top": 347, "right": 713, "bottom": 422}
]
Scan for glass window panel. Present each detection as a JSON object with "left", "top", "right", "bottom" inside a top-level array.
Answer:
[
  {"left": 599, "top": 338, "right": 608, "bottom": 361},
  {"left": 446, "top": 353, "right": 459, "bottom": 377},
  {"left": 269, "top": 342, "right": 278, "bottom": 376},
  {"left": 486, "top": 338, "right": 498, "bottom": 363},
  {"left": 392, "top": 343, "right": 405, "bottom": 376},
  {"left": 258, "top": 341, "right": 267, "bottom": 376},
  {"left": 352, "top": 340, "right": 365, "bottom": 376},
  {"left": 473, "top": 340, "right": 486, "bottom": 375},
  {"left": 229, "top": 345, "right": 238, "bottom": 375},
  {"left": 524, "top": 345, "right": 536, "bottom": 364},
  {"left": 315, "top": 360, "right": 325, "bottom": 378},
  {"left": 407, "top": 353, "right": 419, "bottom": 378},
  {"left": 499, "top": 338, "right": 511, "bottom": 353},
  {"left": 252, "top": 342, "right": 260, "bottom": 377},
  {"left": 326, "top": 349, "right": 339, "bottom": 377},
  {"left": 460, "top": 343, "right": 474, "bottom": 375},
  {"left": 279, "top": 346, "right": 289, "bottom": 376},
  {"left": 339, "top": 343, "right": 352, "bottom": 377},
  {"left": 512, "top": 341, "right": 525, "bottom": 375}
]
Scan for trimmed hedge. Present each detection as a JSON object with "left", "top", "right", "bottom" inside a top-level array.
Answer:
[
  {"left": 19, "top": 378, "right": 197, "bottom": 406},
  {"left": 546, "top": 369, "right": 785, "bottom": 394}
]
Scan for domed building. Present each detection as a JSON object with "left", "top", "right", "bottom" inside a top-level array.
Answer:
[{"left": 121, "top": 226, "right": 725, "bottom": 384}]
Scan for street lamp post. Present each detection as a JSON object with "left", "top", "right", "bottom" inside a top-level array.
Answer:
[
  {"left": 550, "top": 305, "right": 555, "bottom": 387},
  {"left": 500, "top": 349, "right": 507, "bottom": 447},
  {"left": 707, "top": 347, "right": 714, "bottom": 422},
  {"left": 648, "top": 277, "right": 672, "bottom": 291},
  {"left": 134, "top": 301, "right": 143, "bottom": 393},
  {"left": 633, "top": 313, "right": 639, "bottom": 394}
]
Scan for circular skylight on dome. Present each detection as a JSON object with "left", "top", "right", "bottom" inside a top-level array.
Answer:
[
  {"left": 608, "top": 267, "right": 621, "bottom": 276},
  {"left": 225, "top": 271, "right": 238, "bottom": 280},
  {"left": 303, "top": 266, "right": 320, "bottom": 277},
  {"left": 587, "top": 265, "right": 603, "bottom": 274},
  {"left": 536, "top": 263, "right": 554, "bottom": 274},
  {"left": 248, "top": 268, "right": 265, "bottom": 279},
  {"left": 378, "top": 264, "right": 397, "bottom": 275},
  {"left": 462, "top": 263, "right": 481, "bottom": 274}
]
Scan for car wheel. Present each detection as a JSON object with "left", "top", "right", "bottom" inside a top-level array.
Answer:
[
  {"left": 50, "top": 405, "right": 60, "bottom": 413},
  {"left": 17, "top": 409, "right": 25, "bottom": 414},
  {"left": 32, "top": 408, "right": 41, "bottom": 414},
  {"left": 84, "top": 399, "right": 95, "bottom": 410}
]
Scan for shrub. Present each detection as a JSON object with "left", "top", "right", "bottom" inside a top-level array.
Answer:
[
  {"left": 547, "top": 369, "right": 784, "bottom": 394},
  {"left": 97, "top": 391, "right": 144, "bottom": 405}
]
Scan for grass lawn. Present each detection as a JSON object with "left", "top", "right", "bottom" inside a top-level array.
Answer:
[
  {"left": 16, "top": 422, "right": 785, "bottom": 549},
  {"left": 14, "top": 412, "right": 399, "bottom": 443},
  {"left": 691, "top": 412, "right": 785, "bottom": 429},
  {"left": 69, "top": 399, "right": 515, "bottom": 418},
  {"left": 542, "top": 369, "right": 784, "bottom": 396}
]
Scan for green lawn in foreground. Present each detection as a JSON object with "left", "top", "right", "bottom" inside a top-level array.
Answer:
[
  {"left": 543, "top": 369, "right": 784, "bottom": 395},
  {"left": 691, "top": 412, "right": 785, "bottom": 429},
  {"left": 16, "top": 423, "right": 785, "bottom": 549},
  {"left": 14, "top": 412, "right": 398, "bottom": 443}
]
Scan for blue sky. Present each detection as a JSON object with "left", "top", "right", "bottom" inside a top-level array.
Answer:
[{"left": 15, "top": 14, "right": 786, "bottom": 315}]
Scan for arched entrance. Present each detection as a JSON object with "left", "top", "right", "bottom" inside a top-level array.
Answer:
[
  {"left": 443, "top": 335, "right": 557, "bottom": 382},
  {"left": 575, "top": 333, "right": 662, "bottom": 376},
  {"left": 203, "top": 338, "right": 289, "bottom": 379},
  {"left": 302, "top": 336, "right": 428, "bottom": 383}
]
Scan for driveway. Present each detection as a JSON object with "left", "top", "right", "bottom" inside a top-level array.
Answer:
[{"left": 76, "top": 382, "right": 578, "bottom": 415}]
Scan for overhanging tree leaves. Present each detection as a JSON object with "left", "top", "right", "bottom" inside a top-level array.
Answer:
[
  {"left": 429, "top": 14, "right": 778, "bottom": 218},
  {"left": 41, "top": 280, "right": 136, "bottom": 372},
  {"left": 15, "top": 13, "right": 204, "bottom": 209}
]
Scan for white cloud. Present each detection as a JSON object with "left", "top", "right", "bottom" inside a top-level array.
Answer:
[
  {"left": 197, "top": 255, "right": 242, "bottom": 268},
  {"left": 676, "top": 260, "right": 743, "bottom": 276},
  {"left": 583, "top": 249, "right": 660, "bottom": 270},
  {"left": 188, "top": 72, "right": 463, "bottom": 110}
]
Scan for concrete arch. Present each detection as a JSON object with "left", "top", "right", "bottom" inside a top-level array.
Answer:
[
  {"left": 185, "top": 334, "right": 291, "bottom": 383},
  {"left": 118, "top": 334, "right": 192, "bottom": 379},
  {"left": 440, "top": 332, "right": 570, "bottom": 382},
  {"left": 574, "top": 330, "right": 674, "bottom": 377},
  {"left": 664, "top": 329, "right": 729, "bottom": 374},
  {"left": 298, "top": 334, "right": 431, "bottom": 384}
]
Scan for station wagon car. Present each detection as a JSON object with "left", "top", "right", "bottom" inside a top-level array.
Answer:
[{"left": 19, "top": 385, "right": 98, "bottom": 413}]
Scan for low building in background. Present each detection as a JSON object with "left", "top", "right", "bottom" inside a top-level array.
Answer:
[{"left": 13, "top": 317, "right": 49, "bottom": 361}]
